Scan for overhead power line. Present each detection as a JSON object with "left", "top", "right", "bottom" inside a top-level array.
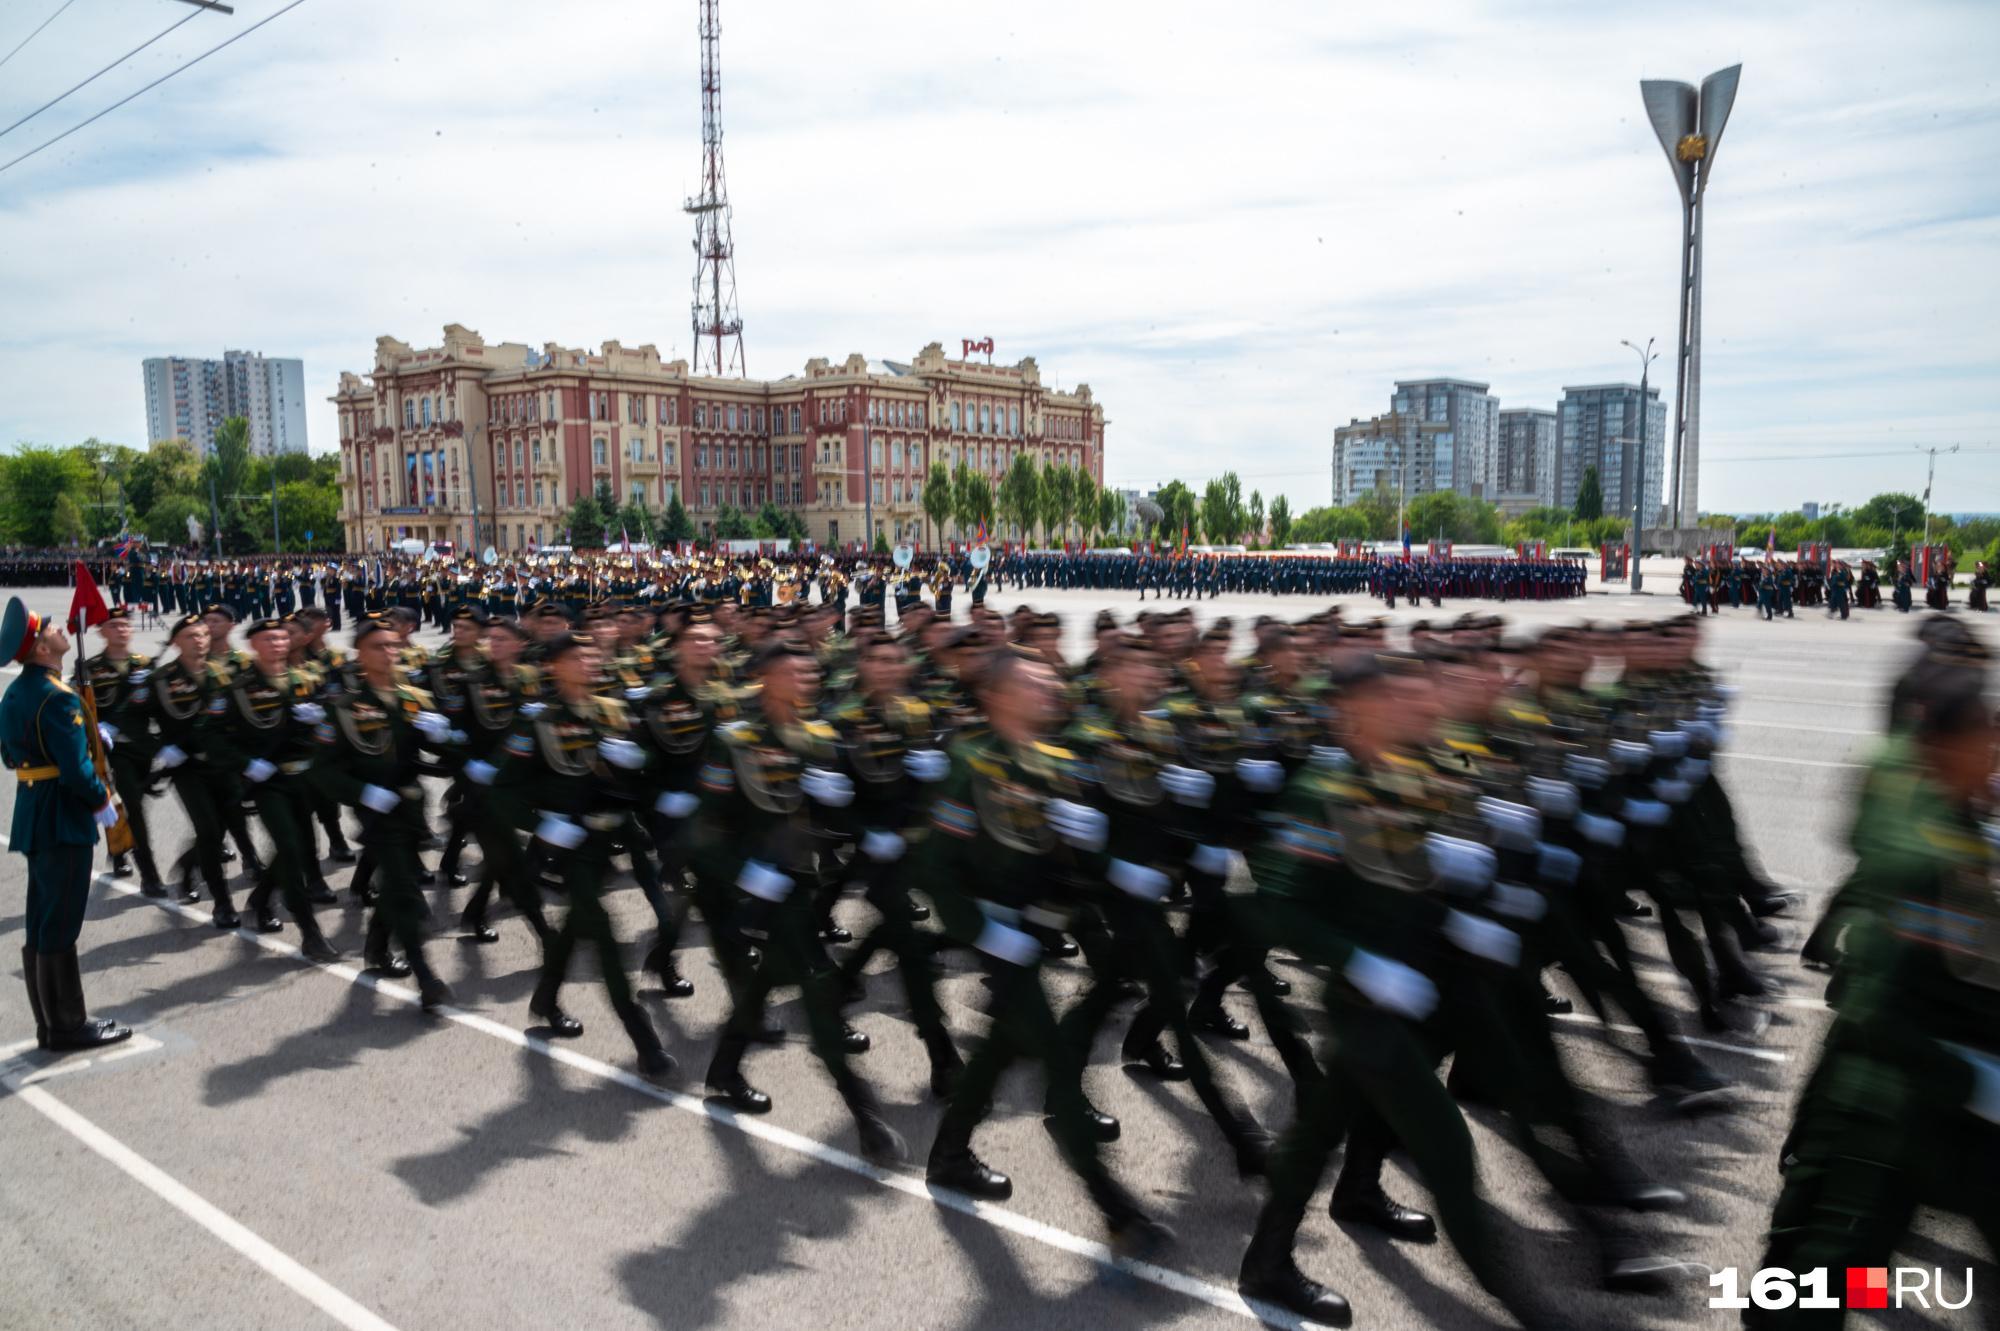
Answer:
[
  {"left": 0, "top": 0, "right": 310, "bottom": 177},
  {"left": 0, "top": 0, "right": 79, "bottom": 74},
  {"left": 0, "top": 3, "right": 209, "bottom": 142}
]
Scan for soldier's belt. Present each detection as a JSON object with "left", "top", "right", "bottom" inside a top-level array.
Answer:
[{"left": 12, "top": 764, "right": 59, "bottom": 783}]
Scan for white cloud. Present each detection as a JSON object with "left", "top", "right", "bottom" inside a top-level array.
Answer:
[{"left": 1, "top": 0, "right": 1994, "bottom": 512}]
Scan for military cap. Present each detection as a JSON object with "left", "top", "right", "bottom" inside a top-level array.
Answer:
[
  {"left": 453, "top": 604, "right": 490, "bottom": 626},
  {"left": 102, "top": 605, "right": 132, "bottom": 623},
  {"left": 352, "top": 617, "right": 398, "bottom": 648},
  {"left": 244, "top": 617, "right": 289, "bottom": 639},
  {"left": 201, "top": 603, "right": 237, "bottom": 623},
  {"left": 168, "top": 612, "right": 205, "bottom": 640},
  {"left": 1, "top": 597, "right": 45, "bottom": 664}
]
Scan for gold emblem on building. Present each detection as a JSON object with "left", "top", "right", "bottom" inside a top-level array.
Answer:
[{"left": 1676, "top": 133, "right": 1709, "bottom": 162}]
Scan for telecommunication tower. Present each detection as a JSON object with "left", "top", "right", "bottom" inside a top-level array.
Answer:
[{"left": 686, "top": 0, "right": 745, "bottom": 377}]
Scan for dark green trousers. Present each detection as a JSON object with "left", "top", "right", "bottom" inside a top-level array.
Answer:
[{"left": 24, "top": 844, "right": 96, "bottom": 951}]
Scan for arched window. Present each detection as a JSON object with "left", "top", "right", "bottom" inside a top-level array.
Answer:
[{"left": 951, "top": 402, "right": 962, "bottom": 431}]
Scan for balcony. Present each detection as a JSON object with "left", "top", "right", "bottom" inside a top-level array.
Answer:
[
  {"left": 626, "top": 453, "right": 662, "bottom": 476},
  {"left": 812, "top": 452, "right": 846, "bottom": 476}
]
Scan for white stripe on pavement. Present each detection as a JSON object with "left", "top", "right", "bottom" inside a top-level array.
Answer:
[
  {"left": 4, "top": 1081, "right": 401, "bottom": 1331},
  {"left": 1549, "top": 1011, "right": 1790, "bottom": 1064},
  {"left": 1715, "top": 752, "right": 1864, "bottom": 771},
  {"left": 1, "top": 1033, "right": 161, "bottom": 1087},
  {"left": 13, "top": 852, "right": 1303, "bottom": 1330}
]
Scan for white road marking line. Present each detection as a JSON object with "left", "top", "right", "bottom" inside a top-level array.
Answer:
[
  {"left": 3, "top": 1081, "right": 401, "bottom": 1331},
  {"left": 38, "top": 859, "right": 1290, "bottom": 1328},
  {"left": 1726, "top": 719, "right": 1876, "bottom": 738},
  {"left": 1715, "top": 752, "right": 1863, "bottom": 771},
  {"left": 1, "top": 1033, "right": 162, "bottom": 1087},
  {"left": 1550, "top": 1011, "right": 1790, "bottom": 1064},
  {"left": 0, "top": 1035, "right": 40, "bottom": 1060}
]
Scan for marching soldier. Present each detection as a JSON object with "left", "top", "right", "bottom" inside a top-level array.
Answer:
[
  {"left": 3, "top": 597, "right": 130, "bottom": 1051},
  {"left": 210, "top": 618, "right": 341, "bottom": 959},
  {"left": 83, "top": 607, "right": 165, "bottom": 896}
]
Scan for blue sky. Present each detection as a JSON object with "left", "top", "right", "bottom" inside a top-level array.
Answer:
[{"left": 1, "top": 0, "right": 1996, "bottom": 515}]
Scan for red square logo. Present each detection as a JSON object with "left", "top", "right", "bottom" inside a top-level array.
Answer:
[{"left": 1847, "top": 1267, "right": 1888, "bottom": 1309}]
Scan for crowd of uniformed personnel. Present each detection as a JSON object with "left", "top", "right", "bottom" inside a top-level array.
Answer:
[
  {"left": 1681, "top": 552, "right": 1995, "bottom": 621},
  {"left": 53, "top": 532, "right": 1990, "bottom": 1328}
]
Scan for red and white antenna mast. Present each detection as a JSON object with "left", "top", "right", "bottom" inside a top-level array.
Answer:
[{"left": 686, "top": 0, "right": 745, "bottom": 377}]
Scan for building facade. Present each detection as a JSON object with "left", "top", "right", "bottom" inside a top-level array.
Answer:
[
  {"left": 1492, "top": 407, "right": 1558, "bottom": 510},
  {"left": 1390, "top": 378, "right": 1499, "bottom": 499},
  {"left": 1331, "top": 412, "right": 1450, "bottom": 507},
  {"left": 1555, "top": 383, "right": 1667, "bottom": 522},
  {"left": 142, "top": 349, "right": 308, "bottom": 456},
  {"left": 332, "top": 325, "right": 1106, "bottom": 554}
]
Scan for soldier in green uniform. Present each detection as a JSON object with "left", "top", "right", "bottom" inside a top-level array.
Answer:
[
  {"left": 429, "top": 607, "right": 491, "bottom": 888},
  {"left": 915, "top": 647, "right": 1171, "bottom": 1257},
  {"left": 484, "top": 631, "right": 673, "bottom": 1075},
  {"left": 1747, "top": 647, "right": 1997, "bottom": 1328},
  {"left": 136, "top": 614, "right": 239, "bottom": 923},
  {"left": 455, "top": 616, "right": 554, "bottom": 945},
  {"left": 208, "top": 618, "right": 341, "bottom": 960},
  {"left": 692, "top": 639, "right": 906, "bottom": 1165},
  {"left": 311, "top": 618, "right": 452, "bottom": 1011},
  {"left": 84, "top": 608, "right": 166, "bottom": 896},
  {"left": 3, "top": 597, "right": 131, "bottom": 1051}
]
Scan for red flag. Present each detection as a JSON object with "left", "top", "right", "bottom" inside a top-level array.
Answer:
[{"left": 69, "top": 561, "right": 109, "bottom": 630}]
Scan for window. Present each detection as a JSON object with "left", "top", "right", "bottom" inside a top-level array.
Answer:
[
  {"left": 791, "top": 444, "right": 801, "bottom": 471},
  {"left": 513, "top": 441, "right": 523, "bottom": 466},
  {"left": 1009, "top": 406, "right": 1020, "bottom": 436},
  {"left": 726, "top": 405, "right": 737, "bottom": 431},
  {"left": 514, "top": 480, "right": 524, "bottom": 506},
  {"left": 755, "top": 407, "right": 765, "bottom": 432},
  {"left": 951, "top": 402, "right": 962, "bottom": 431},
  {"left": 728, "top": 444, "right": 739, "bottom": 470},
  {"left": 665, "top": 397, "right": 677, "bottom": 426},
  {"left": 592, "top": 438, "right": 608, "bottom": 466},
  {"left": 663, "top": 442, "right": 676, "bottom": 467},
  {"left": 871, "top": 440, "right": 882, "bottom": 467},
  {"left": 494, "top": 442, "right": 504, "bottom": 470},
  {"left": 790, "top": 406, "right": 801, "bottom": 433},
  {"left": 532, "top": 439, "right": 542, "bottom": 463},
  {"left": 546, "top": 392, "right": 556, "bottom": 418},
  {"left": 628, "top": 438, "right": 645, "bottom": 462},
  {"left": 697, "top": 444, "right": 708, "bottom": 468},
  {"left": 534, "top": 480, "right": 545, "bottom": 505},
  {"left": 873, "top": 479, "right": 883, "bottom": 504},
  {"left": 700, "top": 483, "right": 711, "bottom": 507},
  {"left": 828, "top": 521, "right": 839, "bottom": 543},
  {"left": 791, "top": 482, "right": 801, "bottom": 505},
  {"left": 695, "top": 403, "right": 708, "bottom": 428},
  {"left": 403, "top": 399, "right": 415, "bottom": 428},
  {"left": 630, "top": 483, "right": 645, "bottom": 505}
]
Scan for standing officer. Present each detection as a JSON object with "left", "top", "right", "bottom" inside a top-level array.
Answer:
[
  {"left": 3, "top": 596, "right": 130, "bottom": 1051},
  {"left": 84, "top": 607, "right": 165, "bottom": 896}
]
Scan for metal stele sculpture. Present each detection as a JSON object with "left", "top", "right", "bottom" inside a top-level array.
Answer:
[{"left": 1639, "top": 64, "right": 1741, "bottom": 529}]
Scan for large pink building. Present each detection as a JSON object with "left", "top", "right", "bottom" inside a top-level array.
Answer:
[{"left": 332, "top": 324, "right": 1106, "bottom": 553}]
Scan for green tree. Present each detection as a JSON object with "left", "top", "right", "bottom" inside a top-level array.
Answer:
[
  {"left": 276, "top": 481, "right": 340, "bottom": 552},
  {"left": 713, "top": 504, "right": 753, "bottom": 540},
  {"left": 754, "top": 502, "right": 806, "bottom": 545},
  {"left": 563, "top": 491, "right": 606, "bottom": 545},
  {"left": 124, "top": 438, "right": 202, "bottom": 520},
  {"left": 614, "top": 500, "right": 653, "bottom": 543},
  {"left": 922, "top": 460, "right": 954, "bottom": 547},
  {"left": 1249, "top": 489, "right": 1265, "bottom": 546},
  {"left": 1268, "top": 493, "right": 1292, "bottom": 546},
  {"left": 1000, "top": 454, "right": 1040, "bottom": 544},
  {"left": 1200, "top": 478, "right": 1232, "bottom": 544},
  {"left": 959, "top": 470, "right": 994, "bottom": 541},
  {"left": 1049, "top": 464, "right": 1079, "bottom": 545},
  {"left": 0, "top": 445, "right": 89, "bottom": 545},
  {"left": 1404, "top": 491, "right": 1502, "bottom": 544},
  {"left": 1073, "top": 468, "right": 1099, "bottom": 545},
  {"left": 1574, "top": 466, "right": 1603, "bottom": 521},
  {"left": 872, "top": 530, "right": 892, "bottom": 555},
  {"left": 1290, "top": 505, "right": 1372, "bottom": 543},
  {"left": 1097, "top": 487, "right": 1126, "bottom": 545},
  {"left": 1350, "top": 485, "right": 1399, "bottom": 539},
  {"left": 1153, "top": 480, "right": 1198, "bottom": 546},
  {"left": 51, "top": 493, "right": 87, "bottom": 546},
  {"left": 659, "top": 492, "right": 695, "bottom": 544},
  {"left": 141, "top": 493, "right": 208, "bottom": 548}
]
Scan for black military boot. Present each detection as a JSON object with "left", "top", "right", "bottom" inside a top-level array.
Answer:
[
  {"left": 642, "top": 942, "right": 694, "bottom": 997},
  {"left": 704, "top": 1033, "right": 772, "bottom": 1113},
  {"left": 297, "top": 916, "right": 342, "bottom": 965},
  {"left": 528, "top": 964, "right": 582, "bottom": 1037},
  {"left": 926, "top": 1117, "right": 1011, "bottom": 1199},
  {"left": 40, "top": 949, "right": 131, "bottom": 1052},
  {"left": 838, "top": 1077, "right": 907, "bottom": 1167},
  {"left": 1120, "top": 1029, "right": 1188, "bottom": 1081},
  {"left": 615, "top": 1001, "right": 676, "bottom": 1078},
  {"left": 361, "top": 915, "right": 412, "bottom": 977},
  {"left": 21, "top": 946, "right": 48, "bottom": 1049},
  {"left": 209, "top": 878, "right": 240, "bottom": 931},
  {"left": 923, "top": 1029, "right": 963, "bottom": 1101},
  {"left": 1239, "top": 1208, "right": 1352, "bottom": 1326}
]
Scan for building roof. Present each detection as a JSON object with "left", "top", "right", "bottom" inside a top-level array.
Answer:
[
  {"left": 1393, "top": 378, "right": 1492, "bottom": 393},
  {"left": 1559, "top": 382, "right": 1660, "bottom": 396}
]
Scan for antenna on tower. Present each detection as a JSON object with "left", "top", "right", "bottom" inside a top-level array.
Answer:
[{"left": 686, "top": 0, "right": 745, "bottom": 378}]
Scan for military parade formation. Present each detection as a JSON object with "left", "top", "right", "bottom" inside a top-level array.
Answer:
[{"left": 3, "top": 541, "right": 1996, "bottom": 1330}]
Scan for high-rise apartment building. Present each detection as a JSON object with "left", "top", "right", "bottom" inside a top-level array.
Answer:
[
  {"left": 1390, "top": 378, "right": 1499, "bottom": 499},
  {"left": 142, "top": 349, "right": 308, "bottom": 455},
  {"left": 1555, "top": 383, "right": 1667, "bottom": 522},
  {"left": 1493, "top": 407, "right": 1558, "bottom": 509},
  {"left": 1331, "top": 412, "right": 1450, "bottom": 507}
]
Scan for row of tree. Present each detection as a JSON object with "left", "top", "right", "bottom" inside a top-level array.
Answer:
[{"left": 1, "top": 421, "right": 344, "bottom": 553}]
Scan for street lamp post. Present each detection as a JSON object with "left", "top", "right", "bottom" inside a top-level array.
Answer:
[{"left": 1620, "top": 337, "right": 1658, "bottom": 592}]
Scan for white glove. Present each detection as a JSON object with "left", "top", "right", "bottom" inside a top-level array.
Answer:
[
  {"left": 1046, "top": 798, "right": 1108, "bottom": 851},
  {"left": 861, "top": 829, "right": 907, "bottom": 862},
  {"left": 1235, "top": 757, "right": 1286, "bottom": 793},
  {"left": 97, "top": 723, "right": 117, "bottom": 749},
  {"left": 291, "top": 702, "right": 325, "bottom": 724},
  {"left": 800, "top": 766, "right": 854, "bottom": 807},
  {"left": 598, "top": 737, "right": 646, "bottom": 770},
  {"left": 1158, "top": 764, "right": 1215, "bottom": 808},
  {"left": 414, "top": 710, "right": 452, "bottom": 743},
  {"left": 1108, "top": 858, "right": 1171, "bottom": 901},
  {"left": 463, "top": 758, "right": 497, "bottom": 786},
  {"left": 655, "top": 789, "right": 700, "bottom": 819},
  {"left": 244, "top": 758, "right": 278, "bottom": 784},
  {"left": 1425, "top": 833, "right": 1496, "bottom": 890},
  {"left": 973, "top": 915, "right": 1042, "bottom": 966},
  {"left": 1344, "top": 948, "right": 1438, "bottom": 1020},
  {"left": 155, "top": 743, "right": 187, "bottom": 770},
  {"left": 360, "top": 783, "right": 401, "bottom": 814},
  {"left": 534, "top": 813, "right": 586, "bottom": 849},
  {"left": 1443, "top": 909, "right": 1521, "bottom": 967},
  {"left": 1310, "top": 745, "right": 1353, "bottom": 770},
  {"left": 520, "top": 701, "right": 546, "bottom": 719},
  {"left": 737, "top": 859, "right": 795, "bottom": 902},
  {"left": 1189, "top": 842, "right": 1232, "bottom": 876},
  {"left": 92, "top": 802, "right": 119, "bottom": 829},
  {"left": 902, "top": 748, "right": 950, "bottom": 782},
  {"left": 624, "top": 685, "right": 652, "bottom": 702}
]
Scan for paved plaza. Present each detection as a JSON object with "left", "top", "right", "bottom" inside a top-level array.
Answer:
[{"left": 1, "top": 579, "right": 1992, "bottom": 1331}]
